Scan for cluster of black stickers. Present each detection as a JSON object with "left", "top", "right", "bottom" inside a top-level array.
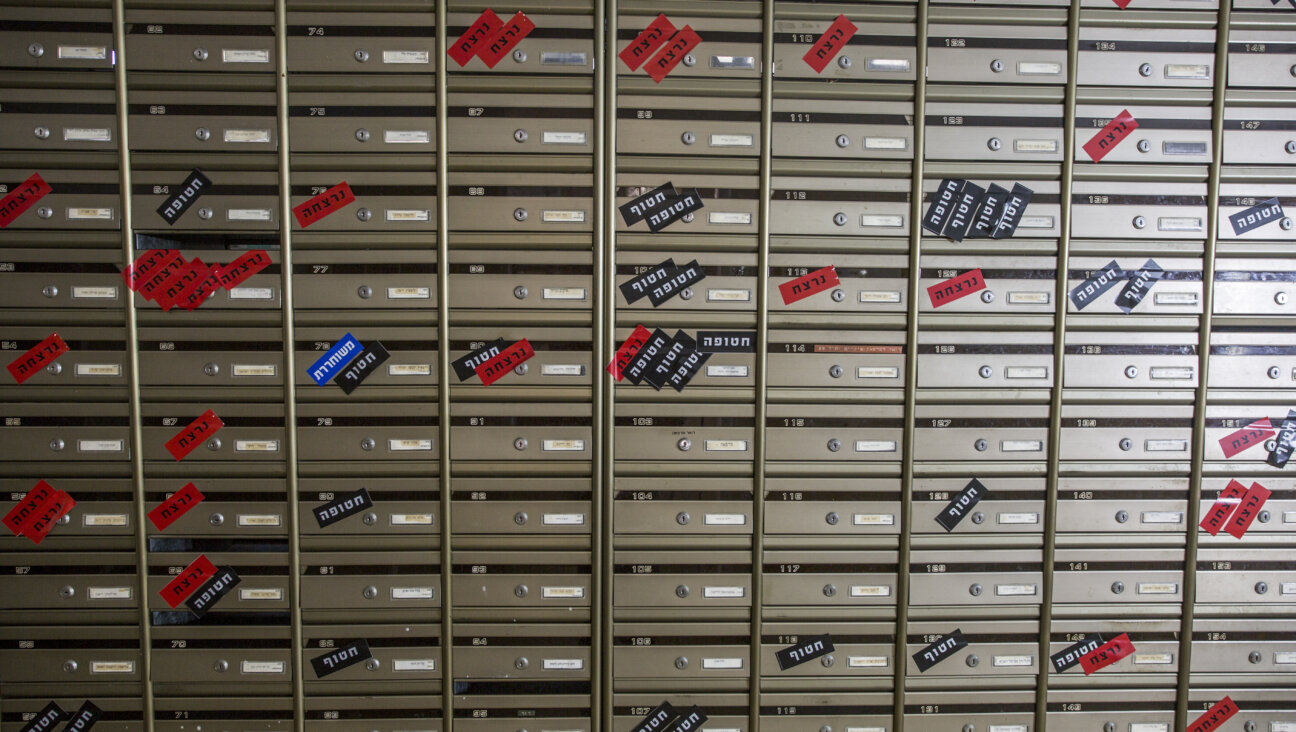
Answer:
[
  {"left": 157, "top": 168, "right": 212, "bottom": 226},
  {"left": 452, "top": 338, "right": 507, "bottom": 382},
  {"left": 666, "top": 706, "right": 709, "bottom": 732},
  {"left": 648, "top": 260, "right": 706, "bottom": 306},
  {"left": 623, "top": 328, "right": 673, "bottom": 385},
  {"left": 621, "top": 258, "right": 677, "bottom": 304},
  {"left": 335, "top": 341, "right": 390, "bottom": 395},
  {"left": 935, "top": 478, "right": 988, "bottom": 532},
  {"left": 631, "top": 702, "right": 681, "bottom": 732},
  {"left": 1267, "top": 409, "right": 1296, "bottom": 468},
  {"left": 60, "top": 702, "right": 102, "bottom": 732},
  {"left": 775, "top": 633, "right": 836, "bottom": 670},
  {"left": 185, "top": 566, "right": 241, "bottom": 618},
  {"left": 1114, "top": 259, "right": 1164, "bottom": 314},
  {"left": 625, "top": 328, "right": 711, "bottom": 392},
  {"left": 969, "top": 184, "right": 1009, "bottom": 239},
  {"left": 922, "top": 179, "right": 1033, "bottom": 241},
  {"left": 913, "top": 628, "right": 968, "bottom": 672},
  {"left": 1050, "top": 632, "right": 1105, "bottom": 673},
  {"left": 619, "top": 182, "right": 706, "bottom": 233},
  {"left": 648, "top": 189, "right": 704, "bottom": 233},
  {"left": 313, "top": 487, "right": 375, "bottom": 528},
  {"left": 1068, "top": 260, "right": 1124, "bottom": 311},
  {"left": 310, "top": 639, "right": 374, "bottom": 678},
  {"left": 620, "top": 182, "right": 676, "bottom": 226},
  {"left": 697, "top": 331, "right": 756, "bottom": 353},
  {"left": 1068, "top": 259, "right": 1165, "bottom": 313},
  {"left": 666, "top": 332, "right": 711, "bottom": 393},
  {"left": 18, "top": 701, "right": 64, "bottom": 732},
  {"left": 1229, "top": 197, "right": 1285, "bottom": 236}
]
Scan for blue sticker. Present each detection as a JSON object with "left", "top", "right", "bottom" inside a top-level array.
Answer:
[{"left": 307, "top": 333, "right": 362, "bottom": 386}]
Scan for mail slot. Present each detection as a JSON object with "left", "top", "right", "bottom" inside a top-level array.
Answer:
[
  {"left": 760, "top": 622, "right": 894, "bottom": 677},
  {"left": 619, "top": 95, "right": 759, "bottom": 157},
  {"left": 770, "top": 174, "right": 910, "bottom": 237},
  {"left": 303, "top": 623, "right": 440, "bottom": 693},
  {"left": 768, "top": 253, "right": 909, "bottom": 313},
  {"left": 141, "top": 403, "right": 283, "bottom": 463},
  {"left": 911, "top": 477, "right": 1045, "bottom": 534},
  {"left": 451, "top": 402, "right": 590, "bottom": 461},
  {"left": 454, "top": 692, "right": 589, "bottom": 732},
  {"left": 1049, "top": 617, "right": 1181, "bottom": 675},
  {"left": 451, "top": 550, "right": 590, "bottom": 610},
  {"left": 0, "top": 625, "right": 142, "bottom": 689},
  {"left": 910, "top": 548, "right": 1043, "bottom": 606},
  {"left": 1064, "top": 331, "right": 1198, "bottom": 389},
  {"left": 450, "top": 249, "right": 591, "bottom": 310},
  {"left": 150, "top": 623, "right": 291, "bottom": 696},
  {"left": 286, "top": 11, "right": 436, "bottom": 73},
  {"left": 147, "top": 543, "right": 289, "bottom": 613},
  {"left": 612, "top": 477, "right": 752, "bottom": 536},
  {"left": 766, "top": 404, "right": 905, "bottom": 462},
  {"left": 914, "top": 404, "right": 1050, "bottom": 462},
  {"left": 303, "top": 695, "right": 440, "bottom": 732},
  {"left": 147, "top": 478, "right": 286, "bottom": 539},
  {"left": 129, "top": 89, "right": 277, "bottom": 152},
  {"left": 1196, "top": 548, "right": 1296, "bottom": 606},
  {"left": 907, "top": 619, "right": 1039, "bottom": 677},
  {"left": 1060, "top": 404, "right": 1194, "bottom": 462},
  {"left": 5, "top": 697, "right": 143, "bottom": 732},
  {"left": 615, "top": 692, "right": 747, "bottom": 732},
  {"left": 297, "top": 403, "right": 439, "bottom": 461},
  {"left": 1, "top": 87, "right": 117, "bottom": 152},
  {"left": 1, "top": 477, "right": 134, "bottom": 548},
  {"left": 928, "top": 12, "right": 1068, "bottom": 84},
  {"left": 1228, "top": 31, "right": 1296, "bottom": 89},
  {"left": 1078, "top": 24, "right": 1216, "bottom": 88},
  {"left": 0, "top": 551, "right": 136, "bottom": 611},
  {"left": 918, "top": 255, "right": 1057, "bottom": 313},
  {"left": 0, "top": 402, "right": 130, "bottom": 463},
  {"left": 290, "top": 87, "right": 437, "bottom": 153},
  {"left": 1074, "top": 103, "right": 1212, "bottom": 163},
  {"left": 0, "top": 247, "right": 125, "bottom": 310},
  {"left": 763, "top": 477, "right": 901, "bottom": 536},
  {"left": 453, "top": 623, "right": 589, "bottom": 680},
  {"left": 763, "top": 550, "right": 898, "bottom": 607},
  {"left": 1055, "top": 476, "right": 1189, "bottom": 534},
  {"left": 923, "top": 178, "right": 1061, "bottom": 238},
  {"left": 452, "top": 476, "right": 590, "bottom": 536},
  {"left": 768, "top": 329, "right": 905, "bottom": 389},
  {"left": 612, "top": 621, "right": 750, "bottom": 678},
  {"left": 615, "top": 403, "right": 752, "bottom": 462},
  {"left": 1210, "top": 330, "right": 1296, "bottom": 390},
  {"left": 616, "top": 250, "right": 756, "bottom": 312},
  {"left": 772, "top": 96, "right": 914, "bottom": 160},
  {"left": 3, "top": 9, "right": 112, "bottom": 70},
  {"left": 1187, "top": 690, "right": 1296, "bottom": 732},
  {"left": 917, "top": 330, "right": 1053, "bottom": 389},
  {"left": 1067, "top": 255, "right": 1203, "bottom": 314},
  {"left": 1214, "top": 258, "right": 1296, "bottom": 315},
  {"left": 1218, "top": 185, "right": 1296, "bottom": 242},
  {"left": 299, "top": 475, "right": 439, "bottom": 543},
  {"left": 1222, "top": 101, "right": 1296, "bottom": 165},
  {"left": 617, "top": 14, "right": 761, "bottom": 79},
  {"left": 1191, "top": 619, "right": 1296, "bottom": 673},
  {"left": 1199, "top": 477, "right": 1292, "bottom": 534},
  {"left": 156, "top": 697, "right": 291, "bottom": 732},
  {"left": 761, "top": 692, "right": 891, "bottom": 732},
  {"left": 616, "top": 171, "right": 758, "bottom": 234},
  {"left": 131, "top": 244, "right": 282, "bottom": 310},
  {"left": 1204, "top": 406, "right": 1293, "bottom": 463},
  {"left": 1047, "top": 688, "right": 1176, "bottom": 732},
  {"left": 295, "top": 326, "right": 439, "bottom": 389},
  {"left": 0, "top": 167, "right": 119, "bottom": 230},
  {"left": 449, "top": 326, "right": 590, "bottom": 389},
  {"left": 614, "top": 325, "right": 755, "bottom": 390},
  {"left": 450, "top": 171, "right": 592, "bottom": 232},
  {"left": 615, "top": 550, "right": 752, "bottom": 609},
  {"left": 904, "top": 690, "right": 1035, "bottom": 732},
  {"left": 1053, "top": 547, "right": 1184, "bottom": 604},
  {"left": 138, "top": 326, "right": 283, "bottom": 388},
  {"left": 449, "top": 10, "right": 593, "bottom": 74},
  {"left": 0, "top": 325, "right": 126, "bottom": 388},
  {"left": 291, "top": 168, "right": 437, "bottom": 231},
  {"left": 293, "top": 249, "right": 435, "bottom": 309},
  {"left": 132, "top": 168, "right": 278, "bottom": 231},
  {"left": 927, "top": 102, "right": 1064, "bottom": 162},
  {"left": 451, "top": 88, "right": 592, "bottom": 154},
  {"left": 300, "top": 551, "right": 440, "bottom": 611},
  {"left": 771, "top": 12, "right": 917, "bottom": 81},
  {"left": 124, "top": 10, "right": 276, "bottom": 73}
]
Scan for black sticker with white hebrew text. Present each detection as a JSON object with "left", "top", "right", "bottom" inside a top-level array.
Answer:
[
  {"left": 1051, "top": 633, "right": 1106, "bottom": 673},
  {"left": 335, "top": 341, "right": 390, "bottom": 395},
  {"left": 991, "top": 183, "right": 1034, "bottom": 239},
  {"left": 934, "top": 478, "right": 988, "bottom": 532},
  {"left": 620, "top": 181, "right": 676, "bottom": 226},
  {"left": 646, "top": 189, "right": 704, "bottom": 233},
  {"left": 310, "top": 639, "right": 374, "bottom": 678},
  {"left": 623, "top": 328, "right": 673, "bottom": 385},
  {"left": 697, "top": 331, "right": 756, "bottom": 353},
  {"left": 185, "top": 566, "right": 241, "bottom": 618},
  {"left": 156, "top": 168, "right": 212, "bottom": 225},
  {"left": 59, "top": 701, "right": 102, "bottom": 732},
  {"left": 913, "top": 629, "right": 968, "bottom": 672},
  {"left": 1267, "top": 409, "right": 1296, "bottom": 468},
  {"left": 663, "top": 706, "right": 708, "bottom": 732},
  {"left": 313, "top": 488, "right": 375, "bottom": 528},
  {"left": 18, "top": 701, "right": 64, "bottom": 732},
  {"left": 630, "top": 702, "right": 681, "bottom": 732},
  {"left": 620, "top": 258, "right": 676, "bottom": 304},
  {"left": 1068, "top": 260, "right": 1124, "bottom": 311},
  {"left": 942, "top": 181, "right": 985, "bottom": 242},
  {"left": 775, "top": 633, "right": 836, "bottom": 671},
  {"left": 451, "top": 338, "right": 506, "bottom": 382},
  {"left": 648, "top": 259, "right": 706, "bottom": 306},
  {"left": 1229, "top": 197, "right": 1284, "bottom": 236},
  {"left": 967, "top": 184, "right": 1009, "bottom": 239},
  {"left": 1114, "top": 259, "right": 1163, "bottom": 314},
  {"left": 922, "top": 178, "right": 963, "bottom": 235},
  {"left": 669, "top": 337, "right": 711, "bottom": 392},
  {"left": 645, "top": 330, "right": 691, "bottom": 391}
]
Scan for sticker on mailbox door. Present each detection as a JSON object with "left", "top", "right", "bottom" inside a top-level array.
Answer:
[
  {"left": 310, "top": 639, "right": 373, "bottom": 678},
  {"left": 148, "top": 482, "right": 206, "bottom": 531},
  {"left": 802, "top": 15, "right": 858, "bottom": 73},
  {"left": 448, "top": 8, "right": 504, "bottom": 66},
  {"left": 775, "top": 633, "right": 836, "bottom": 670},
  {"left": 913, "top": 628, "right": 967, "bottom": 672},
  {"left": 18, "top": 701, "right": 65, "bottom": 732},
  {"left": 6, "top": 332, "right": 69, "bottom": 385},
  {"left": 1229, "top": 197, "right": 1285, "bottom": 236},
  {"left": 0, "top": 172, "right": 52, "bottom": 229},
  {"left": 620, "top": 14, "right": 677, "bottom": 71},
  {"left": 1082, "top": 109, "right": 1139, "bottom": 162}
]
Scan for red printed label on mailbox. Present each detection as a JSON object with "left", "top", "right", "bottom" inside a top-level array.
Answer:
[
  {"left": 1219, "top": 418, "right": 1275, "bottom": 459},
  {"left": 3, "top": 480, "right": 58, "bottom": 536},
  {"left": 22, "top": 489, "right": 75, "bottom": 545},
  {"left": 1224, "top": 482, "right": 1271, "bottom": 539},
  {"left": 136, "top": 254, "right": 188, "bottom": 303},
  {"left": 123, "top": 249, "right": 181, "bottom": 292},
  {"left": 175, "top": 263, "right": 223, "bottom": 311},
  {"left": 1110, "top": 0, "right": 1133, "bottom": 9},
  {"left": 802, "top": 15, "right": 858, "bottom": 73},
  {"left": 620, "top": 14, "right": 677, "bottom": 70},
  {"left": 1189, "top": 697, "right": 1239, "bottom": 732},
  {"left": 449, "top": 8, "right": 504, "bottom": 66},
  {"left": 7, "top": 332, "right": 69, "bottom": 385},
  {"left": 1200, "top": 478, "right": 1247, "bottom": 535},
  {"left": 0, "top": 172, "right": 52, "bottom": 228},
  {"left": 148, "top": 482, "right": 207, "bottom": 532},
  {"left": 215, "top": 250, "right": 272, "bottom": 291},
  {"left": 165, "top": 409, "right": 225, "bottom": 461},
  {"left": 153, "top": 257, "right": 205, "bottom": 312},
  {"left": 779, "top": 265, "right": 840, "bottom": 305},
  {"left": 160, "top": 554, "right": 218, "bottom": 608},
  {"left": 645, "top": 26, "right": 702, "bottom": 83},
  {"left": 475, "top": 339, "right": 536, "bottom": 386},
  {"left": 608, "top": 325, "right": 653, "bottom": 381},
  {"left": 477, "top": 11, "right": 536, "bottom": 69},
  {"left": 927, "top": 269, "right": 986, "bottom": 307},
  {"left": 292, "top": 181, "right": 356, "bottom": 228},
  {"left": 1082, "top": 109, "right": 1139, "bottom": 162},
  {"left": 1078, "top": 632, "right": 1134, "bottom": 675}
]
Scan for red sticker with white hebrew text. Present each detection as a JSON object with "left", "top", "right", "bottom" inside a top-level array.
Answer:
[
  {"left": 1078, "top": 632, "right": 1135, "bottom": 675},
  {"left": 779, "top": 265, "right": 841, "bottom": 305},
  {"left": 1082, "top": 109, "right": 1139, "bottom": 162},
  {"left": 148, "top": 482, "right": 207, "bottom": 532},
  {"left": 927, "top": 269, "right": 987, "bottom": 307},
  {"left": 293, "top": 181, "right": 356, "bottom": 228},
  {"left": 7, "top": 332, "right": 70, "bottom": 385},
  {"left": 165, "top": 409, "right": 225, "bottom": 461},
  {"left": 476, "top": 339, "right": 536, "bottom": 386},
  {"left": 0, "top": 172, "right": 52, "bottom": 228},
  {"left": 645, "top": 26, "right": 702, "bottom": 83},
  {"left": 620, "top": 14, "right": 677, "bottom": 71},
  {"left": 803, "top": 15, "right": 858, "bottom": 73}
]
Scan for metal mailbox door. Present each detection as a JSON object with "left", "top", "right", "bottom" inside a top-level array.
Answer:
[
  {"left": 763, "top": 477, "right": 901, "bottom": 536},
  {"left": 453, "top": 476, "right": 589, "bottom": 536},
  {"left": 762, "top": 550, "right": 899, "bottom": 607},
  {"left": 612, "top": 477, "right": 752, "bottom": 536},
  {"left": 909, "top": 548, "right": 1043, "bottom": 606},
  {"left": 766, "top": 403, "right": 905, "bottom": 462},
  {"left": 768, "top": 253, "right": 909, "bottom": 314},
  {"left": 917, "top": 330, "right": 1054, "bottom": 389},
  {"left": 451, "top": 402, "right": 591, "bottom": 461},
  {"left": 285, "top": 11, "right": 436, "bottom": 73},
  {"left": 1052, "top": 547, "right": 1185, "bottom": 605},
  {"left": 614, "top": 550, "right": 752, "bottom": 609}
]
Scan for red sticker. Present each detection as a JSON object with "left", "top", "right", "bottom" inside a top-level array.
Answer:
[
  {"left": 136, "top": 253, "right": 189, "bottom": 303},
  {"left": 1189, "top": 697, "right": 1239, "bottom": 732},
  {"left": 3, "top": 479, "right": 58, "bottom": 536},
  {"left": 215, "top": 249, "right": 272, "bottom": 291},
  {"left": 1082, "top": 109, "right": 1139, "bottom": 162},
  {"left": 779, "top": 265, "right": 841, "bottom": 305},
  {"left": 1078, "top": 632, "right": 1135, "bottom": 675},
  {"left": 927, "top": 268, "right": 987, "bottom": 307},
  {"left": 175, "top": 264, "right": 223, "bottom": 311},
  {"left": 122, "top": 249, "right": 182, "bottom": 292},
  {"left": 148, "top": 482, "right": 206, "bottom": 532},
  {"left": 475, "top": 338, "right": 536, "bottom": 386},
  {"left": 1200, "top": 478, "right": 1248, "bottom": 535},
  {"left": 645, "top": 26, "right": 702, "bottom": 83},
  {"left": 449, "top": 8, "right": 504, "bottom": 66},
  {"left": 293, "top": 181, "right": 356, "bottom": 228},
  {"left": 159, "top": 554, "right": 219, "bottom": 608},
  {"left": 6, "top": 332, "right": 70, "bottom": 385},
  {"left": 802, "top": 15, "right": 858, "bottom": 73},
  {"left": 608, "top": 325, "right": 653, "bottom": 381},
  {"left": 154, "top": 257, "right": 206, "bottom": 312},
  {"left": 1219, "top": 418, "right": 1275, "bottom": 459},
  {"left": 0, "top": 172, "right": 53, "bottom": 228},
  {"left": 21, "top": 489, "right": 75, "bottom": 545},
  {"left": 165, "top": 409, "right": 225, "bottom": 461},
  {"left": 477, "top": 11, "right": 536, "bottom": 69},
  {"left": 1224, "top": 482, "right": 1272, "bottom": 539},
  {"left": 619, "top": 14, "right": 677, "bottom": 70},
  {"left": 1111, "top": 0, "right": 1132, "bottom": 8}
]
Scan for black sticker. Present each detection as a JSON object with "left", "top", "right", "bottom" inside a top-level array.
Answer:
[
  {"left": 935, "top": 478, "right": 988, "bottom": 532},
  {"left": 967, "top": 184, "right": 1009, "bottom": 239},
  {"left": 630, "top": 701, "right": 680, "bottom": 732},
  {"left": 646, "top": 189, "right": 704, "bottom": 233},
  {"left": 942, "top": 181, "right": 985, "bottom": 242},
  {"left": 620, "top": 258, "right": 677, "bottom": 304},
  {"left": 912, "top": 628, "right": 968, "bottom": 672},
  {"left": 19, "top": 702, "right": 64, "bottom": 732},
  {"left": 775, "top": 633, "right": 836, "bottom": 671},
  {"left": 452, "top": 338, "right": 506, "bottom": 382},
  {"left": 1229, "top": 196, "right": 1284, "bottom": 236},
  {"left": 156, "top": 168, "right": 212, "bottom": 225},
  {"left": 312, "top": 488, "right": 375, "bottom": 528},
  {"left": 334, "top": 341, "right": 391, "bottom": 395},
  {"left": 648, "top": 259, "right": 706, "bottom": 306},
  {"left": 922, "top": 178, "right": 964, "bottom": 235},
  {"left": 58, "top": 701, "right": 101, "bottom": 732},
  {"left": 991, "top": 183, "right": 1034, "bottom": 239},
  {"left": 1050, "top": 632, "right": 1105, "bottom": 673},
  {"left": 1267, "top": 409, "right": 1296, "bottom": 468},
  {"left": 664, "top": 706, "right": 708, "bottom": 732},
  {"left": 620, "top": 181, "right": 676, "bottom": 226},
  {"left": 696, "top": 331, "right": 756, "bottom": 353},
  {"left": 668, "top": 344, "right": 711, "bottom": 392},
  {"left": 1114, "top": 258, "right": 1163, "bottom": 314},
  {"left": 1068, "top": 260, "right": 1124, "bottom": 311},
  {"left": 310, "top": 639, "right": 374, "bottom": 678},
  {"left": 185, "top": 566, "right": 242, "bottom": 618},
  {"left": 645, "top": 330, "right": 692, "bottom": 391},
  {"left": 623, "top": 328, "right": 673, "bottom": 385}
]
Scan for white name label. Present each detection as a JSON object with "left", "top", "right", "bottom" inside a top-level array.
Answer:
[
  {"left": 392, "top": 587, "right": 433, "bottom": 599},
  {"left": 860, "top": 290, "right": 902, "bottom": 303},
  {"left": 861, "top": 215, "right": 904, "bottom": 228},
  {"left": 390, "top": 439, "right": 433, "bottom": 451},
  {"left": 854, "top": 514, "right": 895, "bottom": 525},
  {"left": 385, "top": 130, "right": 431, "bottom": 144},
  {"left": 76, "top": 363, "right": 121, "bottom": 377},
  {"left": 1014, "top": 139, "right": 1058, "bottom": 153},
  {"left": 79, "top": 439, "right": 123, "bottom": 452},
  {"left": 232, "top": 364, "right": 276, "bottom": 377},
  {"left": 223, "top": 49, "right": 271, "bottom": 64},
  {"left": 224, "top": 129, "right": 271, "bottom": 143},
  {"left": 706, "top": 365, "right": 749, "bottom": 377},
  {"left": 1007, "top": 292, "right": 1051, "bottom": 304},
  {"left": 1150, "top": 367, "right": 1194, "bottom": 380},
  {"left": 701, "top": 657, "right": 743, "bottom": 669},
  {"left": 857, "top": 367, "right": 900, "bottom": 380},
  {"left": 1017, "top": 61, "right": 1061, "bottom": 75},
  {"left": 864, "top": 137, "right": 908, "bottom": 150},
  {"left": 58, "top": 46, "right": 107, "bottom": 60},
  {"left": 241, "top": 660, "right": 285, "bottom": 674},
  {"left": 391, "top": 514, "right": 433, "bottom": 525},
  {"left": 992, "top": 655, "right": 1034, "bottom": 667},
  {"left": 855, "top": 440, "right": 897, "bottom": 452},
  {"left": 543, "top": 210, "right": 586, "bottom": 223},
  {"left": 998, "top": 512, "right": 1039, "bottom": 524},
  {"left": 237, "top": 514, "right": 281, "bottom": 527},
  {"left": 383, "top": 50, "right": 429, "bottom": 64},
  {"left": 1146, "top": 439, "right": 1188, "bottom": 452},
  {"left": 995, "top": 584, "right": 1037, "bottom": 596},
  {"left": 387, "top": 286, "right": 431, "bottom": 299},
  {"left": 389, "top": 363, "right": 431, "bottom": 376},
  {"left": 850, "top": 585, "right": 892, "bottom": 597},
  {"left": 543, "top": 659, "right": 584, "bottom": 670},
  {"left": 1133, "top": 653, "right": 1174, "bottom": 665},
  {"left": 707, "top": 288, "right": 751, "bottom": 302},
  {"left": 1142, "top": 511, "right": 1183, "bottom": 524},
  {"left": 704, "top": 513, "right": 747, "bottom": 525},
  {"left": 394, "top": 659, "right": 437, "bottom": 671},
  {"left": 239, "top": 588, "right": 283, "bottom": 601},
  {"left": 542, "top": 287, "right": 587, "bottom": 300},
  {"left": 1002, "top": 440, "right": 1044, "bottom": 452},
  {"left": 88, "top": 586, "right": 132, "bottom": 599},
  {"left": 235, "top": 440, "right": 279, "bottom": 452},
  {"left": 710, "top": 133, "right": 754, "bottom": 147},
  {"left": 706, "top": 440, "right": 749, "bottom": 451},
  {"left": 542, "top": 586, "right": 585, "bottom": 598},
  {"left": 229, "top": 286, "right": 273, "bottom": 299},
  {"left": 708, "top": 212, "right": 752, "bottom": 225},
  {"left": 542, "top": 513, "right": 586, "bottom": 525},
  {"left": 542, "top": 439, "right": 586, "bottom": 451},
  {"left": 386, "top": 210, "right": 431, "bottom": 222},
  {"left": 1137, "top": 583, "right": 1179, "bottom": 595},
  {"left": 228, "top": 208, "right": 273, "bottom": 221},
  {"left": 83, "top": 514, "right": 128, "bottom": 527},
  {"left": 848, "top": 656, "right": 889, "bottom": 667},
  {"left": 541, "top": 364, "right": 585, "bottom": 376},
  {"left": 542, "top": 131, "right": 587, "bottom": 145},
  {"left": 90, "top": 661, "right": 135, "bottom": 674},
  {"left": 64, "top": 128, "right": 112, "bottom": 142},
  {"left": 703, "top": 586, "right": 746, "bottom": 598},
  {"left": 1005, "top": 366, "right": 1048, "bottom": 379},
  {"left": 67, "top": 208, "right": 113, "bottom": 220},
  {"left": 72, "top": 286, "right": 118, "bottom": 299}
]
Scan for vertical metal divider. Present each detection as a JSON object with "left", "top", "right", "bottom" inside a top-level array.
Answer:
[
  {"left": 111, "top": 2, "right": 155, "bottom": 729},
  {"left": 892, "top": 0, "right": 928, "bottom": 728},
  {"left": 1175, "top": 3, "right": 1230, "bottom": 727},
  {"left": 272, "top": 2, "right": 307, "bottom": 729},
  {"left": 592, "top": 0, "right": 608, "bottom": 724},
  {"left": 436, "top": 0, "right": 454, "bottom": 727},
  {"left": 600, "top": 0, "right": 618, "bottom": 727}
]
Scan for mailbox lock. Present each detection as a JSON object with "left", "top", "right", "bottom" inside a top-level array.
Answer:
[
  {"left": 963, "top": 724, "right": 976, "bottom": 732},
  {"left": 676, "top": 511, "right": 690, "bottom": 525},
  {"left": 1275, "top": 292, "right": 1289, "bottom": 305},
  {"left": 362, "top": 585, "right": 378, "bottom": 599},
  {"left": 1249, "top": 651, "right": 1263, "bottom": 664},
  {"left": 46, "top": 362, "right": 62, "bottom": 375},
  {"left": 1287, "top": 141, "right": 1296, "bottom": 154},
  {"left": 42, "top": 285, "right": 59, "bottom": 298},
  {"left": 831, "top": 289, "right": 845, "bottom": 302},
  {"left": 1269, "top": 366, "right": 1282, "bottom": 380},
  {"left": 987, "top": 57, "right": 1007, "bottom": 72},
  {"left": 837, "top": 55, "right": 852, "bottom": 69},
  {"left": 821, "top": 725, "right": 833, "bottom": 732},
  {"left": 1290, "top": 64, "right": 1296, "bottom": 77},
  {"left": 1115, "top": 510, "right": 1130, "bottom": 523},
  {"left": 512, "top": 49, "right": 527, "bottom": 63},
  {"left": 681, "top": 131, "right": 696, "bottom": 145},
  {"left": 1282, "top": 217, "right": 1294, "bottom": 231},
  {"left": 821, "top": 654, "right": 835, "bottom": 668},
  {"left": 1111, "top": 581, "right": 1125, "bottom": 594},
  {"left": 979, "top": 365, "right": 993, "bottom": 379},
  {"left": 969, "top": 583, "right": 983, "bottom": 596},
  {"left": 823, "top": 583, "right": 837, "bottom": 597},
  {"left": 362, "top": 512, "right": 378, "bottom": 526},
  {"left": 676, "top": 584, "right": 690, "bottom": 598},
  {"left": 355, "top": 128, "right": 370, "bottom": 142},
  {"left": 514, "top": 285, "right": 529, "bottom": 299},
  {"left": 682, "top": 212, "right": 695, "bottom": 223},
  {"left": 34, "top": 126, "right": 50, "bottom": 139},
  {"left": 209, "top": 512, "right": 225, "bottom": 526},
  {"left": 1119, "top": 438, "right": 1133, "bottom": 451},
  {"left": 514, "top": 129, "right": 529, "bottom": 143},
  {"left": 57, "top": 513, "right": 71, "bottom": 526},
  {"left": 193, "top": 47, "right": 209, "bottom": 61},
  {"left": 1104, "top": 723, "right": 1116, "bottom": 732},
  {"left": 1132, "top": 216, "right": 1147, "bottom": 229},
  {"left": 514, "top": 657, "right": 529, "bottom": 670},
  {"left": 1259, "top": 510, "right": 1271, "bottom": 523},
  {"left": 28, "top": 43, "right": 44, "bottom": 57},
  {"left": 514, "top": 363, "right": 528, "bottom": 375},
  {"left": 514, "top": 511, "right": 529, "bottom": 526},
  {"left": 980, "top": 290, "right": 995, "bottom": 303},
  {"left": 974, "top": 438, "right": 989, "bottom": 452},
  {"left": 965, "top": 654, "right": 979, "bottom": 668},
  {"left": 1124, "top": 365, "right": 1138, "bottom": 379},
  {"left": 365, "top": 658, "right": 380, "bottom": 671},
  {"left": 49, "top": 438, "right": 65, "bottom": 452},
  {"left": 680, "top": 287, "right": 694, "bottom": 301},
  {"left": 356, "top": 207, "right": 372, "bottom": 222},
  {"left": 1139, "top": 63, "right": 1153, "bottom": 77},
  {"left": 826, "top": 511, "right": 840, "bottom": 525},
  {"left": 677, "top": 437, "right": 692, "bottom": 451},
  {"left": 674, "top": 656, "right": 689, "bottom": 669},
  {"left": 1246, "top": 723, "right": 1258, "bottom": 732},
  {"left": 195, "top": 127, "right": 211, "bottom": 141},
  {"left": 64, "top": 660, "right": 78, "bottom": 673},
  {"left": 37, "top": 206, "right": 53, "bottom": 219},
  {"left": 829, "top": 365, "right": 844, "bottom": 378},
  {"left": 197, "top": 207, "right": 213, "bottom": 220},
  {"left": 514, "top": 437, "right": 528, "bottom": 451},
  {"left": 203, "top": 362, "right": 220, "bottom": 377},
  {"left": 212, "top": 659, "right": 228, "bottom": 672},
  {"left": 59, "top": 585, "right": 75, "bottom": 599},
  {"left": 971, "top": 511, "right": 985, "bottom": 525},
  {"left": 358, "top": 285, "right": 373, "bottom": 299},
  {"left": 514, "top": 584, "right": 528, "bottom": 597},
  {"left": 1136, "top": 139, "right": 1151, "bottom": 153},
  {"left": 513, "top": 207, "right": 528, "bottom": 222},
  {"left": 1266, "top": 439, "right": 1278, "bottom": 452},
  {"left": 682, "top": 53, "right": 697, "bottom": 67},
  {"left": 361, "top": 438, "right": 376, "bottom": 451},
  {"left": 833, "top": 212, "right": 849, "bottom": 227},
  {"left": 354, "top": 49, "right": 369, "bottom": 62},
  {"left": 987, "top": 137, "right": 1002, "bottom": 151},
  {"left": 836, "top": 134, "right": 850, "bottom": 149},
  {"left": 1255, "top": 581, "right": 1269, "bottom": 595},
  {"left": 827, "top": 438, "right": 842, "bottom": 452}
]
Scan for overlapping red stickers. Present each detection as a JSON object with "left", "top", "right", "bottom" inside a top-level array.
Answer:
[
  {"left": 1224, "top": 482, "right": 1271, "bottom": 539},
  {"left": 3, "top": 480, "right": 58, "bottom": 536},
  {"left": 646, "top": 25, "right": 702, "bottom": 83},
  {"left": 173, "top": 261, "right": 224, "bottom": 311},
  {"left": 803, "top": 15, "right": 858, "bottom": 73},
  {"left": 608, "top": 325, "right": 653, "bottom": 381},
  {"left": 165, "top": 409, "right": 225, "bottom": 461},
  {"left": 449, "top": 8, "right": 504, "bottom": 66},
  {"left": 21, "top": 489, "right": 76, "bottom": 545},
  {"left": 134, "top": 251, "right": 188, "bottom": 303},
  {"left": 154, "top": 257, "right": 207, "bottom": 312},
  {"left": 928, "top": 268, "right": 987, "bottom": 307},
  {"left": 1189, "top": 698, "right": 1239, "bottom": 732},
  {"left": 215, "top": 250, "right": 272, "bottom": 291},
  {"left": 477, "top": 11, "right": 536, "bottom": 68},
  {"left": 148, "top": 482, "right": 206, "bottom": 532},
  {"left": 0, "top": 172, "right": 53, "bottom": 228},
  {"left": 122, "top": 249, "right": 181, "bottom": 292},
  {"left": 293, "top": 181, "right": 356, "bottom": 228},
  {"left": 779, "top": 265, "right": 840, "bottom": 305},
  {"left": 1078, "top": 632, "right": 1135, "bottom": 675},
  {"left": 123, "top": 249, "right": 272, "bottom": 311},
  {"left": 1200, "top": 479, "right": 1248, "bottom": 535},
  {"left": 620, "top": 14, "right": 676, "bottom": 70},
  {"left": 160, "top": 554, "right": 218, "bottom": 608},
  {"left": 475, "top": 339, "right": 535, "bottom": 386},
  {"left": 1082, "top": 109, "right": 1139, "bottom": 162},
  {"left": 6, "top": 332, "right": 69, "bottom": 385}
]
